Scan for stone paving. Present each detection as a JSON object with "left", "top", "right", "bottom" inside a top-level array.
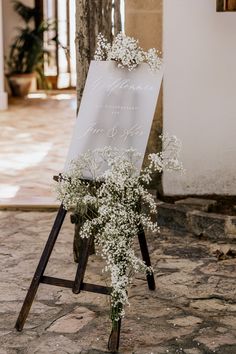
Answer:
[
  {"left": 0, "top": 210, "right": 235, "bottom": 354},
  {"left": 0, "top": 93, "right": 76, "bottom": 203},
  {"left": 0, "top": 95, "right": 236, "bottom": 353}
]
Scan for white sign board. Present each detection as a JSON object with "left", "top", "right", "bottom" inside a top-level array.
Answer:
[{"left": 65, "top": 60, "right": 163, "bottom": 175}]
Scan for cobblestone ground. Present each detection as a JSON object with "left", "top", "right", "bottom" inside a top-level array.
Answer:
[{"left": 0, "top": 210, "right": 236, "bottom": 354}]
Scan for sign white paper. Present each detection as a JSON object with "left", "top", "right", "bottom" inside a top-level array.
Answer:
[{"left": 65, "top": 60, "right": 163, "bottom": 175}]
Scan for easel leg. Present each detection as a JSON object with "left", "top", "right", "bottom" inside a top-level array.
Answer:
[
  {"left": 108, "top": 319, "right": 121, "bottom": 353},
  {"left": 73, "top": 236, "right": 93, "bottom": 294},
  {"left": 15, "top": 204, "right": 67, "bottom": 331},
  {"left": 71, "top": 213, "right": 95, "bottom": 263},
  {"left": 138, "top": 225, "right": 156, "bottom": 290}
]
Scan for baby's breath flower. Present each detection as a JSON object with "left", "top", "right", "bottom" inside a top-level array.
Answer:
[
  {"left": 94, "top": 32, "right": 162, "bottom": 71},
  {"left": 55, "top": 135, "right": 182, "bottom": 323},
  {"left": 94, "top": 33, "right": 111, "bottom": 61}
]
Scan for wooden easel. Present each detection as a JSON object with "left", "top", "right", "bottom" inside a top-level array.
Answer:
[{"left": 15, "top": 201, "right": 155, "bottom": 352}]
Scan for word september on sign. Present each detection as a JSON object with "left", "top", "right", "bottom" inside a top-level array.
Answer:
[{"left": 65, "top": 60, "right": 164, "bottom": 175}]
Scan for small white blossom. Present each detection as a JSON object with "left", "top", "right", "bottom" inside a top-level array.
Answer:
[
  {"left": 94, "top": 32, "right": 162, "bottom": 71},
  {"left": 55, "top": 136, "right": 182, "bottom": 323}
]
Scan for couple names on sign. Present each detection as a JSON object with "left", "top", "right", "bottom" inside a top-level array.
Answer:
[
  {"left": 77, "top": 122, "right": 143, "bottom": 141},
  {"left": 65, "top": 60, "right": 164, "bottom": 175}
]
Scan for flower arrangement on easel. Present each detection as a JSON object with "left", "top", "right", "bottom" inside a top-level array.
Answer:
[
  {"left": 56, "top": 32, "right": 183, "bottom": 337},
  {"left": 94, "top": 32, "right": 162, "bottom": 71},
  {"left": 13, "top": 31, "right": 183, "bottom": 353},
  {"left": 56, "top": 136, "right": 182, "bottom": 330}
]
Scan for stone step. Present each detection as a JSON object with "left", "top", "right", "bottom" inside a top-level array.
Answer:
[
  {"left": 175, "top": 197, "right": 217, "bottom": 211},
  {"left": 157, "top": 200, "right": 236, "bottom": 241},
  {"left": 0, "top": 197, "right": 60, "bottom": 211}
]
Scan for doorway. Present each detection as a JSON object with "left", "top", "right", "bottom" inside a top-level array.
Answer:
[{"left": 35, "top": 0, "right": 76, "bottom": 89}]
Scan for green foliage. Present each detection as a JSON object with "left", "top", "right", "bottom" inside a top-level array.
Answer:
[
  {"left": 6, "top": 0, "right": 52, "bottom": 86},
  {"left": 12, "top": 0, "right": 37, "bottom": 23}
]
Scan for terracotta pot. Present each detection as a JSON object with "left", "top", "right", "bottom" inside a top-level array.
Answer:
[{"left": 7, "top": 73, "right": 36, "bottom": 97}]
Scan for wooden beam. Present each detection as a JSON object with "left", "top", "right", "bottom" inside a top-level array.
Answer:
[
  {"left": 226, "top": 0, "right": 236, "bottom": 10},
  {"left": 34, "top": 0, "right": 44, "bottom": 29},
  {"left": 15, "top": 205, "right": 67, "bottom": 331},
  {"left": 216, "top": 0, "right": 225, "bottom": 11},
  {"left": 217, "top": 0, "right": 236, "bottom": 11},
  {"left": 41, "top": 276, "right": 112, "bottom": 295},
  {"left": 41, "top": 276, "right": 73, "bottom": 289}
]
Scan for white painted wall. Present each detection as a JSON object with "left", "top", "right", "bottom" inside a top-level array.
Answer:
[{"left": 163, "top": 0, "right": 236, "bottom": 195}]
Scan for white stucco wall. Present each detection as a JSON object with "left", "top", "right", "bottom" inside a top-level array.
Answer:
[{"left": 163, "top": 0, "right": 236, "bottom": 195}]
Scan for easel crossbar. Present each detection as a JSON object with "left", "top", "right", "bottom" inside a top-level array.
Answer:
[{"left": 41, "top": 276, "right": 112, "bottom": 295}]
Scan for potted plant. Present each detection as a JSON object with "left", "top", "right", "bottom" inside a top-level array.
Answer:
[{"left": 6, "top": 1, "right": 51, "bottom": 97}]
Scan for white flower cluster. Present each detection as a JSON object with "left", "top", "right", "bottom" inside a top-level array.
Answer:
[
  {"left": 56, "top": 136, "right": 182, "bottom": 323},
  {"left": 94, "top": 32, "right": 162, "bottom": 71},
  {"left": 147, "top": 134, "right": 183, "bottom": 174}
]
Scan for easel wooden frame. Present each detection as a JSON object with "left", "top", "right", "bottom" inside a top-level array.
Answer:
[{"left": 15, "top": 186, "right": 156, "bottom": 352}]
